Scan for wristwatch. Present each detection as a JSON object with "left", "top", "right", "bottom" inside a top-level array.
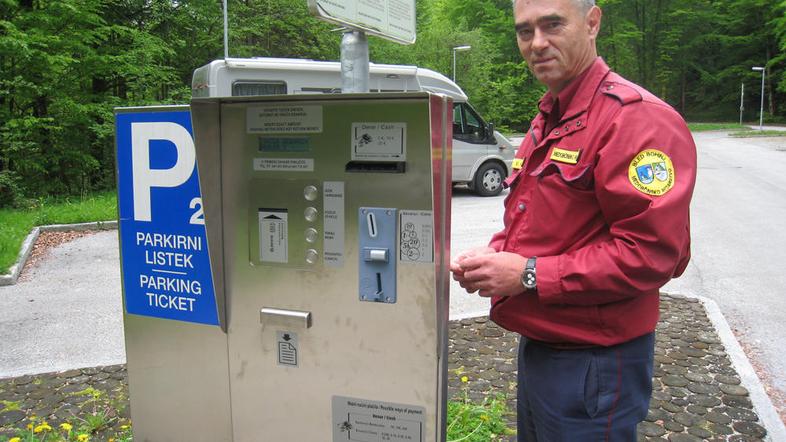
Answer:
[{"left": 521, "top": 257, "right": 537, "bottom": 291}]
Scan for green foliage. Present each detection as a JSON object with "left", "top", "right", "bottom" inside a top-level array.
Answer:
[
  {"left": 0, "top": 170, "right": 23, "bottom": 208},
  {"left": 686, "top": 122, "right": 747, "bottom": 131},
  {"left": 0, "top": 400, "right": 21, "bottom": 411},
  {"left": 0, "top": 381, "right": 132, "bottom": 441},
  {"left": 446, "top": 394, "right": 513, "bottom": 441},
  {"left": 730, "top": 129, "right": 786, "bottom": 137},
  {"left": 0, "top": 191, "right": 116, "bottom": 273},
  {"left": 0, "top": 0, "right": 784, "bottom": 201},
  {"left": 597, "top": 0, "right": 783, "bottom": 121}
]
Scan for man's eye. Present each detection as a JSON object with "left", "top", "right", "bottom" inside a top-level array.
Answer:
[
  {"left": 547, "top": 21, "right": 562, "bottom": 30},
  {"left": 518, "top": 29, "right": 533, "bottom": 39}
]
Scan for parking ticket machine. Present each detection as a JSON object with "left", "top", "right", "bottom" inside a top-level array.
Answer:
[{"left": 185, "top": 93, "right": 451, "bottom": 441}]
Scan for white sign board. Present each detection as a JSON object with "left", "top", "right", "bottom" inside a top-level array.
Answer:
[{"left": 308, "top": 0, "right": 416, "bottom": 45}]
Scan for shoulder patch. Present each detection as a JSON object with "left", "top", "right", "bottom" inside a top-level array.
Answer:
[
  {"left": 628, "top": 149, "right": 675, "bottom": 196},
  {"left": 601, "top": 81, "right": 643, "bottom": 106}
]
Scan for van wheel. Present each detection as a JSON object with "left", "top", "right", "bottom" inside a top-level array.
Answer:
[{"left": 473, "top": 162, "right": 505, "bottom": 196}]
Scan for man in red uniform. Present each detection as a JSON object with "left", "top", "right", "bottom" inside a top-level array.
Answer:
[{"left": 450, "top": 0, "right": 696, "bottom": 439}]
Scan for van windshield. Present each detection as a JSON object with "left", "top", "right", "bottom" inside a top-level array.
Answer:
[{"left": 453, "top": 103, "right": 486, "bottom": 144}]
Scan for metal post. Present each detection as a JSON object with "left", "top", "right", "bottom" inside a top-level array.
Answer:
[
  {"left": 223, "top": 0, "right": 229, "bottom": 59},
  {"left": 752, "top": 66, "right": 765, "bottom": 130},
  {"left": 340, "top": 30, "right": 369, "bottom": 93},
  {"left": 739, "top": 83, "right": 744, "bottom": 126},
  {"left": 452, "top": 46, "right": 471, "bottom": 84},
  {"left": 759, "top": 69, "right": 765, "bottom": 131},
  {"left": 452, "top": 50, "right": 456, "bottom": 82}
]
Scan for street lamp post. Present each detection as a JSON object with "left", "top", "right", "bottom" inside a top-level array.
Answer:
[
  {"left": 740, "top": 83, "right": 745, "bottom": 126},
  {"left": 452, "top": 45, "right": 471, "bottom": 83},
  {"left": 752, "top": 66, "right": 765, "bottom": 130}
]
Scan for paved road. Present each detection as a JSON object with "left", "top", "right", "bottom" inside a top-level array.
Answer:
[
  {"left": 0, "top": 231, "right": 125, "bottom": 377},
  {"left": 2, "top": 131, "right": 786, "bottom": 418},
  {"left": 664, "top": 131, "right": 786, "bottom": 408},
  {"left": 0, "top": 192, "right": 508, "bottom": 378}
]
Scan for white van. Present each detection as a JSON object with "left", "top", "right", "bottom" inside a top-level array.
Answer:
[{"left": 192, "top": 58, "right": 515, "bottom": 196}]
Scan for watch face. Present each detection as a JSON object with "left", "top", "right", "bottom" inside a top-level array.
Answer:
[{"left": 522, "top": 269, "right": 536, "bottom": 289}]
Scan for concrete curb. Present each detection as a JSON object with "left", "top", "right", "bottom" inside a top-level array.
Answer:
[
  {"left": 693, "top": 293, "right": 786, "bottom": 442},
  {"left": 0, "top": 220, "right": 117, "bottom": 287}
]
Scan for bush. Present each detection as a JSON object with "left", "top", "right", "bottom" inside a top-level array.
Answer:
[{"left": 0, "top": 171, "right": 24, "bottom": 209}]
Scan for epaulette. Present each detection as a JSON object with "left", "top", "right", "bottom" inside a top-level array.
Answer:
[{"left": 600, "top": 81, "right": 643, "bottom": 106}]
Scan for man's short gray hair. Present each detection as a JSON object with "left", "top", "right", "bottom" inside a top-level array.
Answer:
[{"left": 512, "top": 0, "right": 595, "bottom": 13}]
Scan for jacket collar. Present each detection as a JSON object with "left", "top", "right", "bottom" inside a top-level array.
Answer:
[{"left": 537, "top": 57, "right": 611, "bottom": 123}]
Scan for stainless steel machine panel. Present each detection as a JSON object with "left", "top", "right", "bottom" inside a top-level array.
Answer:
[
  {"left": 192, "top": 93, "right": 451, "bottom": 442},
  {"left": 114, "top": 105, "right": 233, "bottom": 442}
]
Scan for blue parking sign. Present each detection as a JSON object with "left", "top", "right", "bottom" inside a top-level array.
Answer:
[{"left": 115, "top": 108, "right": 219, "bottom": 326}]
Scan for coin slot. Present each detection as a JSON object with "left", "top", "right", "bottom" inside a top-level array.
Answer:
[{"left": 367, "top": 212, "right": 377, "bottom": 238}]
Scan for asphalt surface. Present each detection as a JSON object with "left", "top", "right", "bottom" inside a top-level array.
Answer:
[
  {"left": 0, "top": 231, "right": 125, "bottom": 377},
  {"left": 664, "top": 131, "right": 786, "bottom": 407},
  {"left": 0, "top": 190, "right": 509, "bottom": 378}
]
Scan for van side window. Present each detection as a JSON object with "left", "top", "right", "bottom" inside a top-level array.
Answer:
[
  {"left": 453, "top": 103, "right": 486, "bottom": 144},
  {"left": 232, "top": 81, "right": 287, "bottom": 96}
]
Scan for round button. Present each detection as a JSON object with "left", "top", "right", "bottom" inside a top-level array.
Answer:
[
  {"left": 304, "top": 185, "right": 318, "bottom": 201},
  {"left": 305, "top": 249, "right": 319, "bottom": 264},
  {"left": 518, "top": 203, "right": 527, "bottom": 212},
  {"left": 304, "top": 207, "right": 318, "bottom": 222},
  {"left": 305, "top": 228, "right": 318, "bottom": 243}
]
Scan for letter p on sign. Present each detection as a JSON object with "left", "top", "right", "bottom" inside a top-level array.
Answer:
[{"left": 131, "top": 122, "right": 196, "bottom": 222}]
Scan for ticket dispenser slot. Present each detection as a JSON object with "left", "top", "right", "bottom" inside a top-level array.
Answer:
[{"left": 359, "top": 207, "right": 397, "bottom": 303}]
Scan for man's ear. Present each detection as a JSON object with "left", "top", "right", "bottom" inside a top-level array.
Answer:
[{"left": 586, "top": 6, "right": 602, "bottom": 39}]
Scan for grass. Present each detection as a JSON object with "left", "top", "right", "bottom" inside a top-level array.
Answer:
[
  {"left": 729, "top": 129, "right": 786, "bottom": 138},
  {"left": 687, "top": 122, "right": 747, "bottom": 132},
  {"left": 447, "top": 394, "right": 513, "bottom": 441},
  {"left": 0, "top": 378, "right": 132, "bottom": 442},
  {"left": 446, "top": 368, "right": 515, "bottom": 441},
  {"left": 0, "top": 191, "right": 117, "bottom": 274}
]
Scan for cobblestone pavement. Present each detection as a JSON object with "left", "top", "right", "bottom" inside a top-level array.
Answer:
[
  {"left": 0, "top": 294, "right": 771, "bottom": 441},
  {"left": 447, "top": 294, "right": 769, "bottom": 441}
]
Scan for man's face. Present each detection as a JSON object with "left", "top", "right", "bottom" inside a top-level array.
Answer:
[{"left": 514, "top": 0, "right": 600, "bottom": 93}]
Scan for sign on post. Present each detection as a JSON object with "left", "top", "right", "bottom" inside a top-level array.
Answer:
[
  {"left": 307, "top": 0, "right": 416, "bottom": 44},
  {"left": 115, "top": 107, "right": 220, "bottom": 326}
]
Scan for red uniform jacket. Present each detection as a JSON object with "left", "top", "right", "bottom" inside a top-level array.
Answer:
[{"left": 489, "top": 59, "right": 696, "bottom": 346}]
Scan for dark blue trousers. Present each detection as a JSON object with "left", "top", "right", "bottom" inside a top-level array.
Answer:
[{"left": 517, "top": 333, "right": 655, "bottom": 442}]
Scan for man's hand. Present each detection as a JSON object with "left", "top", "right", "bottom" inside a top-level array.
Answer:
[{"left": 451, "top": 248, "right": 528, "bottom": 298}]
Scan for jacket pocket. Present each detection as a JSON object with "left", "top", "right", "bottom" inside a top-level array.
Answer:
[{"left": 531, "top": 161, "right": 594, "bottom": 190}]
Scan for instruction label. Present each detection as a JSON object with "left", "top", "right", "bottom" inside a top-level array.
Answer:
[
  {"left": 254, "top": 158, "right": 315, "bottom": 172},
  {"left": 399, "top": 211, "right": 433, "bottom": 263},
  {"left": 323, "top": 181, "right": 345, "bottom": 267},
  {"left": 259, "top": 209, "right": 288, "bottom": 263},
  {"left": 352, "top": 122, "right": 406, "bottom": 161},
  {"left": 247, "top": 105, "right": 323, "bottom": 134},
  {"left": 332, "top": 396, "right": 424, "bottom": 442}
]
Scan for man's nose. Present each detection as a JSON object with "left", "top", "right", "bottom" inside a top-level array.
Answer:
[{"left": 531, "top": 28, "right": 549, "bottom": 51}]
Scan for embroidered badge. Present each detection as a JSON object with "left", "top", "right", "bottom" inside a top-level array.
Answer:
[
  {"left": 550, "top": 148, "right": 581, "bottom": 164},
  {"left": 512, "top": 158, "right": 524, "bottom": 170},
  {"left": 628, "top": 149, "right": 675, "bottom": 196}
]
